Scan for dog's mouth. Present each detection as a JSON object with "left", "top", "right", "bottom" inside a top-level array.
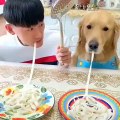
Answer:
[
  {"left": 89, "top": 40, "right": 98, "bottom": 52},
  {"left": 88, "top": 47, "right": 101, "bottom": 55},
  {"left": 86, "top": 40, "right": 102, "bottom": 54}
]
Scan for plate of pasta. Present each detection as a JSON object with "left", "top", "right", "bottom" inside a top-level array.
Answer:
[
  {"left": 0, "top": 84, "right": 54, "bottom": 120},
  {"left": 58, "top": 89, "right": 120, "bottom": 120}
]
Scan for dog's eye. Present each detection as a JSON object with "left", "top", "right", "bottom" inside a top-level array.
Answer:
[
  {"left": 103, "top": 27, "right": 109, "bottom": 31},
  {"left": 87, "top": 25, "right": 92, "bottom": 29}
]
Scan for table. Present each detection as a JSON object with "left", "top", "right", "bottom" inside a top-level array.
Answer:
[{"left": 0, "top": 61, "right": 120, "bottom": 120}]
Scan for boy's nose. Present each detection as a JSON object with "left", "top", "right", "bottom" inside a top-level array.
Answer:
[{"left": 35, "top": 29, "right": 43, "bottom": 38}]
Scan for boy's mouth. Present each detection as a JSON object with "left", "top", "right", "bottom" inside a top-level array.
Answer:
[
  {"left": 35, "top": 38, "right": 40, "bottom": 42},
  {"left": 35, "top": 39, "right": 43, "bottom": 47}
]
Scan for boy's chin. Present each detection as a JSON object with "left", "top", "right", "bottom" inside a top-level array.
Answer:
[{"left": 35, "top": 41, "right": 43, "bottom": 48}]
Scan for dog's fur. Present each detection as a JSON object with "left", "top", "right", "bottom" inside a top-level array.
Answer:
[{"left": 71, "top": 11, "right": 120, "bottom": 69}]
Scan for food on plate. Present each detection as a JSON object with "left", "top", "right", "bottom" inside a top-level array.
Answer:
[
  {"left": 0, "top": 87, "right": 45, "bottom": 115},
  {"left": 67, "top": 97, "right": 113, "bottom": 120}
]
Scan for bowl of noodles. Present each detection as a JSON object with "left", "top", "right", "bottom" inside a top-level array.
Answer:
[
  {"left": 0, "top": 84, "right": 54, "bottom": 120},
  {"left": 58, "top": 89, "right": 120, "bottom": 120}
]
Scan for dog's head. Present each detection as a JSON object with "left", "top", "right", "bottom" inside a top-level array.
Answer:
[{"left": 78, "top": 11, "right": 120, "bottom": 55}]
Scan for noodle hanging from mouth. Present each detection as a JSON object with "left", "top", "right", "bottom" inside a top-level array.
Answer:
[
  {"left": 0, "top": 43, "right": 45, "bottom": 116},
  {"left": 21, "top": 43, "right": 36, "bottom": 99},
  {"left": 84, "top": 51, "right": 94, "bottom": 98},
  {"left": 27, "top": 43, "right": 36, "bottom": 85},
  {"left": 67, "top": 52, "right": 113, "bottom": 120}
]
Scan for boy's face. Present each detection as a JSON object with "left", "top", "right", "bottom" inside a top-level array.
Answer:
[{"left": 6, "top": 21, "right": 45, "bottom": 48}]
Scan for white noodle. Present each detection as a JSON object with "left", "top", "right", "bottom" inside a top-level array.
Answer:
[
  {"left": 84, "top": 51, "right": 94, "bottom": 98},
  {"left": 0, "top": 88, "right": 43, "bottom": 115},
  {"left": 0, "top": 43, "right": 43, "bottom": 116},
  {"left": 27, "top": 43, "right": 36, "bottom": 85},
  {"left": 67, "top": 97, "right": 113, "bottom": 120},
  {"left": 22, "top": 43, "right": 36, "bottom": 97}
]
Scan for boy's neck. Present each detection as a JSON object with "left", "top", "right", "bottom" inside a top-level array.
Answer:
[{"left": 17, "top": 36, "right": 28, "bottom": 46}]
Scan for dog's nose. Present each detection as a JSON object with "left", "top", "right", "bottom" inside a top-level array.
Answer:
[{"left": 89, "top": 40, "right": 99, "bottom": 51}]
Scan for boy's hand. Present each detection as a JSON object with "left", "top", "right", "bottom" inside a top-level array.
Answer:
[{"left": 56, "top": 46, "right": 71, "bottom": 67}]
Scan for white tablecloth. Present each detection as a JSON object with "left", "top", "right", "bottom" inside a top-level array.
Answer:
[{"left": 0, "top": 61, "right": 120, "bottom": 120}]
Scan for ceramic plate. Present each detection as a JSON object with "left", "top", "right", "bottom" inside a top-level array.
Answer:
[
  {"left": 0, "top": 84, "right": 54, "bottom": 120},
  {"left": 58, "top": 89, "right": 120, "bottom": 120}
]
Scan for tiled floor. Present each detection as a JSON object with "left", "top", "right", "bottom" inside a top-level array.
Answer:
[{"left": 0, "top": 15, "right": 6, "bottom": 36}]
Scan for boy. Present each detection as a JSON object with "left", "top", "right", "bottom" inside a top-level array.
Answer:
[{"left": 0, "top": 0, "right": 71, "bottom": 66}]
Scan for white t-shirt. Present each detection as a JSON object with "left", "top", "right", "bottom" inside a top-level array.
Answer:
[{"left": 0, "top": 29, "right": 61, "bottom": 65}]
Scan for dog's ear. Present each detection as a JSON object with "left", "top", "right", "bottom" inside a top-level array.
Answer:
[
  {"left": 78, "top": 20, "right": 86, "bottom": 44},
  {"left": 113, "top": 22, "right": 120, "bottom": 50}
]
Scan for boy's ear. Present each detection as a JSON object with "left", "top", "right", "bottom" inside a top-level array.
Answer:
[{"left": 5, "top": 24, "right": 15, "bottom": 35}]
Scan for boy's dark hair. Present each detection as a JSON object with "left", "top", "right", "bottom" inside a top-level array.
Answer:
[{"left": 3, "top": 0, "right": 44, "bottom": 27}]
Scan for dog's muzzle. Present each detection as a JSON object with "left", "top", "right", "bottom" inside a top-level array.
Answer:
[{"left": 89, "top": 40, "right": 99, "bottom": 52}]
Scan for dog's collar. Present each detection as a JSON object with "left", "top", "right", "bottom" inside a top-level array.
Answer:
[{"left": 76, "top": 56, "right": 118, "bottom": 69}]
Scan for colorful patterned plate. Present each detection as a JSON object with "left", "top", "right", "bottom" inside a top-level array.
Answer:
[
  {"left": 0, "top": 84, "right": 54, "bottom": 120},
  {"left": 58, "top": 89, "right": 120, "bottom": 120}
]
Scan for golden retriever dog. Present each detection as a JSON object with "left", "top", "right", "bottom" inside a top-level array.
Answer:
[{"left": 71, "top": 10, "right": 120, "bottom": 69}]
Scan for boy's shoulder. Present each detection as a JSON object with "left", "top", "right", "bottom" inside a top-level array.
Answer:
[{"left": 0, "top": 34, "right": 19, "bottom": 46}]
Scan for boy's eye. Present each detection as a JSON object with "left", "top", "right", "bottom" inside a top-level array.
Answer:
[
  {"left": 27, "top": 27, "right": 34, "bottom": 31},
  {"left": 40, "top": 23, "right": 44, "bottom": 27},
  {"left": 30, "top": 27, "right": 34, "bottom": 31}
]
